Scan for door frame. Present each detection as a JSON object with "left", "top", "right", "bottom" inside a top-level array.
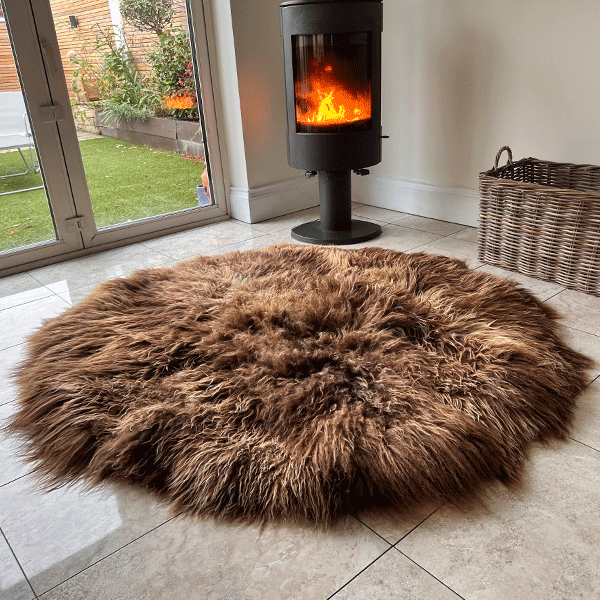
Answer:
[
  {"left": 0, "top": 0, "right": 230, "bottom": 276},
  {"left": 0, "top": 0, "right": 86, "bottom": 270}
]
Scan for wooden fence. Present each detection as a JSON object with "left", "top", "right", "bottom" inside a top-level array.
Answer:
[{"left": 0, "top": 0, "right": 188, "bottom": 98}]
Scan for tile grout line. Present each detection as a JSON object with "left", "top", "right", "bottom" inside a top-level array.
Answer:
[
  {"left": 392, "top": 224, "right": 470, "bottom": 238},
  {"left": 325, "top": 545, "right": 396, "bottom": 600},
  {"left": 0, "top": 526, "right": 39, "bottom": 600},
  {"left": 0, "top": 471, "right": 32, "bottom": 488},
  {"left": 350, "top": 513, "right": 396, "bottom": 546},
  {"left": 202, "top": 230, "right": 289, "bottom": 252},
  {"left": 371, "top": 216, "right": 470, "bottom": 237},
  {"left": 26, "top": 271, "right": 51, "bottom": 288},
  {"left": 567, "top": 436, "right": 600, "bottom": 454},
  {"left": 392, "top": 504, "right": 445, "bottom": 546},
  {"left": 6, "top": 279, "right": 74, "bottom": 309},
  {"left": 353, "top": 206, "right": 469, "bottom": 231},
  {"left": 37, "top": 282, "right": 79, "bottom": 308},
  {"left": 25, "top": 241, "right": 178, "bottom": 288},
  {"left": 0, "top": 291, "right": 66, "bottom": 314},
  {"left": 582, "top": 374, "right": 599, "bottom": 392},
  {"left": 352, "top": 502, "right": 444, "bottom": 548},
  {"left": 328, "top": 503, "right": 456, "bottom": 600},
  {"left": 0, "top": 341, "right": 30, "bottom": 354},
  {"left": 23, "top": 266, "right": 77, "bottom": 303},
  {"left": 400, "top": 229, "right": 479, "bottom": 256},
  {"left": 35, "top": 512, "right": 184, "bottom": 598},
  {"left": 136, "top": 241, "right": 190, "bottom": 260},
  {"left": 141, "top": 230, "right": 279, "bottom": 261},
  {"left": 0, "top": 273, "right": 41, "bottom": 293},
  {"left": 560, "top": 323, "right": 600, "bottom": 338},
  {"left": 394, "top": 548, "right": 467, "bottom": 600},
  {"left": 138, "top": 238, "right": 210, "bottom": 261},
  {"left": 542, "top": 289, "right": 565, "bottom": 303}
]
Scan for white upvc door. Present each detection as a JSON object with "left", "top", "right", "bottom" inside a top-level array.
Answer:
[
  {"left": 0, "top": 0, "right": 228, "bottom": 275},
  {"left": 1, "top": 0, "right": 86, "bottom": 269}
]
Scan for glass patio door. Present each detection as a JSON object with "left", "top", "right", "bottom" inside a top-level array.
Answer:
[
  {"left": 0, "top": 0, "right": 226, "bottom": 274},
  {"left": 0, "top": 0, "right": 87, "bottom": 268}
]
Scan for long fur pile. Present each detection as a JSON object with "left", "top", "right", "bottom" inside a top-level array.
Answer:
[{"left": 8, "top": 244, "right": 592, "bottom": 525}]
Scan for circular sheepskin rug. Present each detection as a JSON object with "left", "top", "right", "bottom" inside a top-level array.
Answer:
[{"left": 9, "top": 244, "right": 591, "bottom": 525}]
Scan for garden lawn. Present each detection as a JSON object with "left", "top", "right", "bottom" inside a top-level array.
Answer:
[{"left": 0, "top": 137, "right": 206, "bottom": 252}]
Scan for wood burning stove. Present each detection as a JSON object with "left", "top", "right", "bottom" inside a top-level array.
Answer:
[{"left": 280, "top": 0, "right": 384, "bottom": 244}]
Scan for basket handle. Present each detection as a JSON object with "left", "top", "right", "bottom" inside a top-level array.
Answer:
[{"left": 493, "top": 146, "right": 513, "bottom": 171}]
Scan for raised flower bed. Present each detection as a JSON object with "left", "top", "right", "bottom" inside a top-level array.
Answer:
[{"left": 97, "top": 112, "right": 204, "bottom": 157}]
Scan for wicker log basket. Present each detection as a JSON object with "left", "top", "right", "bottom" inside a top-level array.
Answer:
[{"left": 478, "top": 146, "right": 600, "bottom": 296}]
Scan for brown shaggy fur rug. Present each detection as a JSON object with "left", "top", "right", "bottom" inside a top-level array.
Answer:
[{"left": 9, "top": 244, "right": 592, "bottom": 525}]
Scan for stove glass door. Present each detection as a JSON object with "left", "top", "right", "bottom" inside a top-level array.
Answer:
[{"left": 292, "top": 32, "right": 371, "bottom": 134}]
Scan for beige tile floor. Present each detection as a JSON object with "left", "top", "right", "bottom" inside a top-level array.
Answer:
[{"left": 0, "top": 203, "right": 599, "bottom": 600}]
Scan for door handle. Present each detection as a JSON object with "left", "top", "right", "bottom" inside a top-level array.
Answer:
[{"left": 39, "top": 105, "right": 64, "bottom": 122}]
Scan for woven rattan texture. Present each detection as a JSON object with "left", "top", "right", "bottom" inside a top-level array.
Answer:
[{"left": 478, "top": 153, "right": 600, "bottom": 296}]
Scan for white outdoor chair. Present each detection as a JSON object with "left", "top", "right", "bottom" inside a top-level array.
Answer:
[{"left": 0, "top": 90, "right": 43, "bottom": 196}]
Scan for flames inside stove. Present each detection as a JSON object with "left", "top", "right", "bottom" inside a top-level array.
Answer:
[{"left": 293, "top": 32, "right": 372, "bottom": 133}]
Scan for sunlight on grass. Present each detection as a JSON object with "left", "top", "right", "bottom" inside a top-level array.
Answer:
[{"left": 0, "top": 137, "right": 206, "bottom": 252}]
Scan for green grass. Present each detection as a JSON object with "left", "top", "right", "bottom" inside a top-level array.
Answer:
[
  {"left": 0, "top": 151, "right": 55, "bottom": 251},
  {"left": 0, "top": 137, "right": 206, "bottom": 252}
]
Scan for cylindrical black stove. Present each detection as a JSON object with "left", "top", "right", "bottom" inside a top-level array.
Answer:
[{"left": 280, "top": 0, "right": 384, "bottom": 245}]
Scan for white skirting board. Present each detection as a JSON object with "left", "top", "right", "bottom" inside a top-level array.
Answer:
[
  {"left": 352, "top": 174, "right": 480, "bottom": 228},
  {"left": 230, "top": 176, "right": 319, "bottom": 223},
  {"left": 231, "top": 173, "right": 479, "bottom": 227}
]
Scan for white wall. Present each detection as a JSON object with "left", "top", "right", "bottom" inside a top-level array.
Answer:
[
  {"left": 208, "top": 0, "right": 318, "bottom": 222},
  {"left": 206, "top": 0, "right": 247, "bottom": 191},
  {"left": 228, "top": 0, "right": 297, "bottom": 189},
  {"left": 378, "top": 0, "right": 600, "bottom": 186},
  {"left": 209, "top": 0, "right": 600, "bottom": 225},
  {"left": 358, "top": 0, "right": 600, "bottom": 224}
]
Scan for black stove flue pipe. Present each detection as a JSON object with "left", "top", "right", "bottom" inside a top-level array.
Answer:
[{"left": 280, "top": 0, "right": 384, "bottom": 245}]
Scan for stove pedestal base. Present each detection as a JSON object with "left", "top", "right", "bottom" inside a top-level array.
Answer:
[
  {"left": 290, "top": 169, "right": 382, "bottom": 245},
  {"left": 291, "top": 219, "right": 381, "bottom": 245}
]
